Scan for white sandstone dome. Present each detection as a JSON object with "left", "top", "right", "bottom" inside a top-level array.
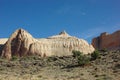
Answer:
[{"left": 1, "top": 29, "right": 95, "bottom": 59}]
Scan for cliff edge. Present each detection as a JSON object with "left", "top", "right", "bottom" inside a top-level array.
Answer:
[
  {"left": 92, "top": 30, "right": 120, "bottom": 50},
  {"left": 1, "top": 29, "right": 95, "bottom": 59}
]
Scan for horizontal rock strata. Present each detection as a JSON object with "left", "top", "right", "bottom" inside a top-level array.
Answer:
[{"left": 1, "top": 29, "right": 95, "bottom": 59}]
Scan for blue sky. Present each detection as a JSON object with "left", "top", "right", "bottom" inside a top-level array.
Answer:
[{"left": 0, "top": 0, "right": 120, "bottom": 43}]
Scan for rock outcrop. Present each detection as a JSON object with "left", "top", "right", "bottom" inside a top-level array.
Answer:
[
  {"left": 92, "top": 30, "right": 120, "bottom": 50},
  {"left": 1, "top": 29, "right": 94, "bottom": 59},
  {"left": 0, "top": 38, "right": 8, "bottom": 56},
  {"left": 0, "top": 38, "right": 8, "bottom": 45}
]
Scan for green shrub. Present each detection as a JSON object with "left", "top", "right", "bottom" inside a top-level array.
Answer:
[
  {"left": 47, "top": 56, "right": 58, "bottom": 62},
  {"left": 72, "top": 50, "right": 90, "bottom": 66},
  {"left": 78, "top": 55, "right": 90, "bottom": 66},
  {"left": 101, "top": 48, "right": 108, "bottom": 52},
  {"left": 72, "top": 50, "right": 82, "bottom": 58},
  {"left": 91, "top": 50, "right": 100, "bottom": 60},
  {"left": 11, "top": 56, "right": 18, "bottom": 61}
]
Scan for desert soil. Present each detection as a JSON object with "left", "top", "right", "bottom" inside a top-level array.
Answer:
[{"left": 0, "top": 50, "right": 120, "bottom": 80}]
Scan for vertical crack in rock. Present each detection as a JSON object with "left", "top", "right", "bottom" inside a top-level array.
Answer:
[{"left": 1, "top": 29, "right": 95, "bottom": 59}]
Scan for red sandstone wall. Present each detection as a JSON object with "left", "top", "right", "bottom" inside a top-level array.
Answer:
[{"left": 92, "top": 30, "right": 120, "bottom": 50}]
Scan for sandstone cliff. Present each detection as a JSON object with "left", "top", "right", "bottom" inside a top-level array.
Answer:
[
  {"left": 1, "top": 29, "right": 94, "bottom": 59},
  {"left": 0, "top": 38, "right": 8, "bottom": 45},
  {"left": 92, "top": 30, "right": 120, "bottom": 50},
  {"left": 0, "top": 38, "right": 8, "bottom": 56}
]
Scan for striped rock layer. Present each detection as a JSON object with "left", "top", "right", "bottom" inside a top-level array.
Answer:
[{"left": 1, "top": 29, "right": 94, "bottom": 59}]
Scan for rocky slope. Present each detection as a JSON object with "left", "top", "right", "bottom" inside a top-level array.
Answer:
[
  {"left": 0, "top": 50, "right": 119, "bottom": 80},
  {"left": 1, "top": 29, "right": 94, "bottom": 59},
  {"left": 92, "top": 30, "right": 120, "bottom": 50}
]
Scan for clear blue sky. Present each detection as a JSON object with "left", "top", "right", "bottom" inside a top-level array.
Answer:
[{"left": 0, "top": 0, "right": 120, "bottom": 43}]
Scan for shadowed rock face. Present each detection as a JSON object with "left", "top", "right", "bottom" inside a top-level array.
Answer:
[
  {"left": 1, "top": 29, "right": 36, "bottom": 59},
  {"left": 92, "top": 30, "right": 120, "bottom": 50},
  {"left": 1, "top": 29, "right": 95, "bottom": 59}
]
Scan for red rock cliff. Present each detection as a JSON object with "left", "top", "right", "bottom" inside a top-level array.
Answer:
[{"left": 92, "top": 30, "right": 120, "bottom": 50}]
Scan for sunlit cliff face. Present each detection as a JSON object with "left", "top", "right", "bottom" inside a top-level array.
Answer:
[{"left": 1, "top": 29, "right": 94, "bottom": 59}]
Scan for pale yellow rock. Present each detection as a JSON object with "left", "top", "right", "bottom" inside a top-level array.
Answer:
[
  {"left": 1, "top": 29, "right": 95, "bottom": 59},
  {"left": 0, "top": 38, "right": 8, "bottom": 44}
]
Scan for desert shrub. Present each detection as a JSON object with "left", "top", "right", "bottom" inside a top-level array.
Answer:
[
  {"left": 101, "top": 48, "right": 108, "bottom": 52},
  {"left": 72, "top": 50, "right": 82, "bottom": 58},
  {"left": 95, "top": 74, "right": 99, "bottom": 77},
  {"left": 47, "top": 56, "right": 58, "bottom": 62},
  {"left": 38, "top": 75, "right": 42, "bottom": 78},
  {"left": 78, "top": 55, "right": 90, "bottom": 66},
  {"left": 72, "top": 50, "right": 90, "bottom": 66},
  {"left": 115, "top": 64, "right": 120, "bottom": 69},
  {"left": 11, "top": 56, "right": 18, "bottom": 61},
  {"left": 91, "top": 50, "right": 100, "bottom": 60},
  {"left": 20, "top": 55, "right": 40, "bottom": 61}
]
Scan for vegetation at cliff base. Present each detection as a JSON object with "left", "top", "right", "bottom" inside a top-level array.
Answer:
[
  {"left": 91, "top": 50, "right": 100, "bottom": 60},
  {"left": 72, "top": 50, "right": 90, "bottom": 66},
  {"left": 0, "top": 50, "right": 119, "bottom": 80}
]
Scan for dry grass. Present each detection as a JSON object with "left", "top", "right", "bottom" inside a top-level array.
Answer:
[{"left": 0, "top": 50, "right": 120, "bottom": 80}]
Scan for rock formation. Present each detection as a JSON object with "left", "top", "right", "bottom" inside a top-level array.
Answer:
[
  {"left": 92, "top": 30, "right": 120, "bottom": 50},
  {"left": 1, "top": 29, "right": 94, "bottom": 59},
  {"left": 0, "top": 38, "right": 8, "bottom": 45},
  {"left": 0, "top": 38, "right": 8, "bottom": 56}
]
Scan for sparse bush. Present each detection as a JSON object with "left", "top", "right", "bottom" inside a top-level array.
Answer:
[
  {"left": 11, "top": 56, "right": 18, "bottom": 61},
  {"left": 115, "top": 64, "right": 120, "bottom": 69},
  {"left": 72, "top": 50, "right": 90, "bottom": 66},
  {"left": 47, "top": 56, "right": 58, "bottom": 62},
  {"left": 20, "top": 55, "right": 40, "bottom": 61},
  {"left": 78, "top": 55, "right": 90, "bottom": 66},
  {"left": 72, "top": 50, "right": 82, "bottom": 58},
  {"left": 95, "top": 74, "right": 99, "bottom": 77},
  {"left": 38, "top": 75, "right": 42, "bottom": 78},
  {"left": 80, "top": 73, "right": 84, "bottom": 76},
  {"left": 101, "top": 48, "right": 108, "bottom": 52},
  {"left": 91, "top": 50, "right": 100, "bottom": 60}
]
